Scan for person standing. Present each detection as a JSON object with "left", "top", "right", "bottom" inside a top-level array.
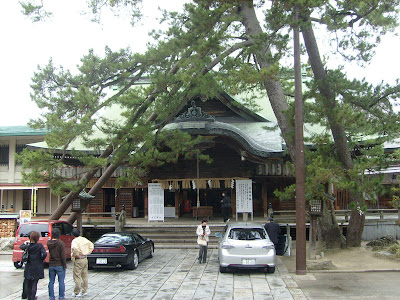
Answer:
[
  {"left": 71, "top": 228, "right": 94, "bottom": 297},
  {"left": 20, "top": 231, "right": 47, "bottom": 300},
  {"left": 47, "top": 228, "right": 67, "bottom": 300},
  {"left": 196, "top": 219, "right": 210, "bottom": 263},
  {"left": 220, "top": 192, "right": 231, "bottom": 222},
  {"left": 264, "top": 217, "right": 281, "bottom": 249}
]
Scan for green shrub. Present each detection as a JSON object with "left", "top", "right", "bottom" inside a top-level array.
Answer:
[
  {"left": 366, "top": 236, "right": 398, "bottom": 251},
  {"left": 387, "top": 244, "right": 400, "bottom": 258}
]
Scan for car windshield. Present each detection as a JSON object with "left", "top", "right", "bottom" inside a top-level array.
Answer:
[
  {"left": 19, "top": 224, "right": 49, "bottom": 237},
  {"left": 95, "top": 234, "right": 131, "bottom": 245},
  {"left": 228, "top": 228, "right": 267, "bottom": 240}
]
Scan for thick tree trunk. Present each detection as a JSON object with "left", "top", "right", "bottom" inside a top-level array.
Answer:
[
  {"left": 301, "top": 25, "right": 353, "bottom": 169},
  {"left": 346, "top": 192, "right": 366, "bottom": 247},
  {"left": 49, "top": 89, "right": 161, "bottom": 220},
  {"left": 49, "top": 145, "right": 114, "bottom": 220},
  {"left": 239, "top": 2, "right": 296, "bottom": 162},
  {"left": 319, "top": 199, "right": 344, "bottom": 248},
  {"left": 301, "top": 22, "right": 365, "bottom": 246},
  {"left": 67, "top": 163, "right": 119, "bottom": 224}
]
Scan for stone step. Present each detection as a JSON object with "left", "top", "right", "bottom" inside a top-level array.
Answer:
[
  {"left": 143, "top": 232, "right": 220, "bottom": 238},
  {"left": 125, "top": 226, "right": 226, "bottom": 232},
  {"left": 151, "top": 238, "right": 218, "bottom": 244},
  {"left": 154, "top": 244, "right": 219, "bottom": 249},
  {"left": 84, "top": 224, "right": 224, "bottom": 249}
]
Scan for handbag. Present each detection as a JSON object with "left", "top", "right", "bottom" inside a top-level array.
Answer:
[
  {"left": 22, "top": 247, "right": 29, "bottom": 263},
  {"left": 197, "top": 237, "right": 207, "bottom": 246}
]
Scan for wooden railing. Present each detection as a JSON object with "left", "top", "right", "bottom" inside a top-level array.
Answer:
[{"left": 273, "top": 209, "right": 399, "bottom": 222}]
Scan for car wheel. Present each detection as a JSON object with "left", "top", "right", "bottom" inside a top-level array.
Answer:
[
  {"left": 126, "top": 251, "right": 139, "bottom": 270},
  {"left": 219, "top": 265, "right": 228, "bottom": 273},
  {"left": 267, "top": 266, "right": 275, "bottom": 273},
  {"left": 14, "top": 261, "right": 23, "bottom": 269},
  {"left": 148, "top": 244, "right": 154, "bottom": 258}
]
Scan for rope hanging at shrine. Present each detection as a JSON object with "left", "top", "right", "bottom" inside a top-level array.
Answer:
[{"left": 151, "top": 177, "right": 248, "bottom": 190}]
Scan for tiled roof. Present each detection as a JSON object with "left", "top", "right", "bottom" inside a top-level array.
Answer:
[{"left": 0, "top": 126, "right": 47, "bottom": 137}]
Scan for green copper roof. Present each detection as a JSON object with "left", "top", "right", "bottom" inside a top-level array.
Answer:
[{"left": 0, "top": 126, "right": 47, "bottom": 137}]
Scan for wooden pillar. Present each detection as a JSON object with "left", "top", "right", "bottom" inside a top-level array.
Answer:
[
  {"left": 262, "top": 182, "right": 268, "bottom": 218},
  {"left": 175, "top": 190, "right": 180, "bottom": 218},
  {"left": 144, "top": 188, "right": 148, "bottom": 219}
]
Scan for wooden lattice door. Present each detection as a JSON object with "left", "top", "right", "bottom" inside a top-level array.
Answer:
[
  {"left": 87, "top": 190, "right": 104, "bottom": 214},
  {"left": 117, "top": 189, "right": 134, "bottom": 217}
]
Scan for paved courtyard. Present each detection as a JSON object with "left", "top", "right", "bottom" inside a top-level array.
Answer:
[{"left": 1, "top": 249, "right": 308, "bottom": 300}]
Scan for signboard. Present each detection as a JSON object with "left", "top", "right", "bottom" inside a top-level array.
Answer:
[
  {"left": 148, "top": 183, "right": 164, "bottom": 221},
  {"left": 236, "top": 179, "right": 253, "bottom": 213},
  {"left": 19, "top": 210, "right": 32, "bottom": 224}
]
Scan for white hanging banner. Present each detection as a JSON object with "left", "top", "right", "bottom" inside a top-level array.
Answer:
[
  {"left": 236, "top": 179, "right": 253, "bottom": 213},
  {"left": 148, "top": 183, "right": 164, "bottom": 222}
]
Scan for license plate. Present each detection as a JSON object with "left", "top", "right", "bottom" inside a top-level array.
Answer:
[
  {"left": 242, "top": 259, "right": 255, "bottom": 265},
  {"left": 96, "top": 258, "right": 107, "bottom": 265}
]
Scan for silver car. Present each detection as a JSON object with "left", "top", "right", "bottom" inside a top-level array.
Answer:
[{"left": 217, "top": 222, "right": 276, "bottom": 273}]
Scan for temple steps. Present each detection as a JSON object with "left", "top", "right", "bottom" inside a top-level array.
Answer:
[{"left": 83, "top": 223, "right": 226, "bottom": 249}]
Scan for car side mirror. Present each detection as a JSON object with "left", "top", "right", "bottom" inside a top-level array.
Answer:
[{"left": 215, "top": 232, "right": 220, "bottom": 238}]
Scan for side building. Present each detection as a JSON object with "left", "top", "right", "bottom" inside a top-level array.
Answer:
[{"left": 0, "top": 126, "right": 60, "bottom": 214}]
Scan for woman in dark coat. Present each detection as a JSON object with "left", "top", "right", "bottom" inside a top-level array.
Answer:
[{"left": 20, "top": 231, "right": 47, "bottom": 300}]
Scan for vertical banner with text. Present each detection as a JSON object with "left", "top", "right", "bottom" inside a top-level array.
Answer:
[
  {"left": 148, "top": 183, "right": 164, "bottom": 222},
  {"left": 235, "top": 179, "right": 253, "bottom": 213}
]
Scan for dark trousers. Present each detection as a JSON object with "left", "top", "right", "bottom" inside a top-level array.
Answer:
[
  {"left": 198, "top": 245, "right": 208, "bottom": 263},
  {"left": 22, "top": 278, "right": 39, "bottom": 300},
  {"left": 222, "top": 207, "right": 230, "bottom": 222}
]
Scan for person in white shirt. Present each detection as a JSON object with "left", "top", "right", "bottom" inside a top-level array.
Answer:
[{"left": 196, "top": 219, "right": 211, "bottom": 263}]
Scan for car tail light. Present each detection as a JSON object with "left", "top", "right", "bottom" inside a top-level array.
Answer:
[
  {"left": 262, "top": 241, "right": 275, "bottom": 250},
  {"left": 221, "top": 243, "right": 235, "bottom": 249},
  {"left": 93, "top": 246, "right": 126, "bottom": 253},
  {"left": 262, "top": 245, "right": 275, "bottom": 250}
]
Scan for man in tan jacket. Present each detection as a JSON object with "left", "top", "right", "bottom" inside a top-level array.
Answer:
[{"left": 71, "top": 228, "right": 94, "bottom": 297}]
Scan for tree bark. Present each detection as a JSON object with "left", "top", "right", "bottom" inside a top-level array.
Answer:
[
  {"left": 346, "top": 193, "right": 366, "bottom": 247},
  {"left": 67, "top": 163, "right": 119, "bottom": 224},
  {"left": 318, "top": 198, "right": 345, "bottom": 248},
  {"left": 49, "top": 145, "right": 114, "bottom": 220},
  {"left": 239, "top": 2, "right": 296, "bottom": 162},
  {"left": 301, "top": 20, "right": 365, "bottom": 246}
]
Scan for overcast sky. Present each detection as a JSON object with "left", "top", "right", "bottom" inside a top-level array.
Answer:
[{"left": 1, "top": 1, "right": 399, "bottom": 126}]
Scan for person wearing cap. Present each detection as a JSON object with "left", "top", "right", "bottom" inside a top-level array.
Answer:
[
  {"left": 196, "top": 219, "right": 211, "bottom": 263},
  {"left": 264, "top": 217, "right": 281, "bottom": 249}
]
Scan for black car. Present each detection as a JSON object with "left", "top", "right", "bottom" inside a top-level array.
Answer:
[{"left": 88, "top": 232, "right": 154, "bottom": 270}]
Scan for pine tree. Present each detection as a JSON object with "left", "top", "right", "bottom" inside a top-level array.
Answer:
[{"left": 18, "top": 1, "right": 400, "bottom": 246}]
